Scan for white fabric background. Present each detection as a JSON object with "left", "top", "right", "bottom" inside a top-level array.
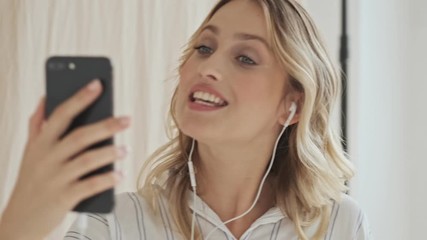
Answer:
[
  {"left": 4, "top": 1, "right": 426, "bottom": 239},
  {"left": 0, "top": 1, "right": 215, "bottom": 238}
]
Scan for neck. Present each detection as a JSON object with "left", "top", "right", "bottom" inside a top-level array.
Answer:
[{"left": 193, "top": 135, "right": 279, "bottom": 238}]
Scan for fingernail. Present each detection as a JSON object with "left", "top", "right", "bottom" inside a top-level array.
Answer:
[
  {"left": 36, "top": 96, "right": 45, "bottom": 111},
  {"left": 116, "top": 146, "right": 128, "bottom": 158},
  {"left": 119, "top": 116, "right": 130, "bottom": 126},
  {"left": 87, "top": 79, "right": 101, "bottom": 92}
]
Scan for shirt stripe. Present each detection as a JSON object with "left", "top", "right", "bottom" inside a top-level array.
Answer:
[
  {"left": 128, "top": 192, "right": 144, "bottom": 239},
  {"left": 64, "top": 231, "right": 92, "bottom": 240},
  {"left": 327, "top": 201, "right": 340, "bottom": 240},
  {"left": 114, "top": 208, "right": 122, "bottom": 240},
  {"left": 271, "top": 219, "right": 282, "bottom": 240},
  {"left": 132, "top": 192, "right": 148, "bottom": 239},
  {"left": 158, "top": 193, "right": 174, "bottom": 240},
  {"left": 355, "top": 210, "right": 364, "bottom": 235},
  {"left": 86, "top": 214, "right": 108, "bottom": 227}
]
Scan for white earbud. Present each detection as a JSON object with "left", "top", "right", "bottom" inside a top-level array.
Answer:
[{"left": 284, "top": 102, "right": 297, "bottom": 128}]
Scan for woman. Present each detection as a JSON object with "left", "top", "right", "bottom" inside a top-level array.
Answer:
[{"left": 0, "top": 0, "right": 370, "bottom": 239}]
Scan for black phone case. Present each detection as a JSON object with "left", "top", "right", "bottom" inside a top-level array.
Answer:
[{"left": 45, "top": 56, "right": 114, "bottom": 213}]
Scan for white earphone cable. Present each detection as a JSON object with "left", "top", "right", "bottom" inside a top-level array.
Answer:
[
  {"left": 188, "top": 139, "right": 197, "bottom": 240},
  {"left": 191, "top": 103, "right": 297, "bottom": 240}
]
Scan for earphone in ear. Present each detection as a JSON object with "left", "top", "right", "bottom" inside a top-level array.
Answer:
[
  {"left": 283, "top": 101, "right": 297, "bottom": 128},
  {"left": 290, "top": 101, "right": 297, "bottom": 116}
]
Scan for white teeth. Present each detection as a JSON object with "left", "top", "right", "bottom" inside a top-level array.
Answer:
[
  {"left": 192, "top": 91, "right": 226, "bottom": 106},
  {"left": 202, "top": 92, "right": 210, "bottom": 101},
  {"left": 194, "top": 100, "right": 216, "bottom": 106}
]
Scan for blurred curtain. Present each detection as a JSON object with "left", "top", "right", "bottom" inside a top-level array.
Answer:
[{"left": 0, "top": 0, "right": 215, "bottom": 238}]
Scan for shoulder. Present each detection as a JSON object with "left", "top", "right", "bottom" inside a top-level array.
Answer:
[
  {"left": 114, "top": 191, "right": 151, "bottom": 212},
  {"left": 111, "top": 191, "right": 160, "bottom": 225},
  {"left": 113, "top": 190, "right": 169, "bottom": 217},
  {"left": 326, "top": 194, "right": 372, "bottom": 240},
  {"left": 333, "top": 193, "right": 363, "bottom": 221},
  {"left": 64, "top": 191, "right": 174, "bottom": 240},
  {"left": 108, "top": 191, "right": 181, "bottom": 239},
  {"left": 63, "top": 194, "right": 144, "bottom": 240}
]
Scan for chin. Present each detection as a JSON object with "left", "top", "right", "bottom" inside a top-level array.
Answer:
[
  {"left": 178, "top": 121, "right": 208, "bottom": 140},
  {"left": 177, "top": 120, "right": 222, "bottom": 145}
]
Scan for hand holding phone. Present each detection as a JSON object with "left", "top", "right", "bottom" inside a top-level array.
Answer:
[
  {"left": 45, "top": 57, "right": 119, "bottom": 213},
  {"left": 0, "top": 74, "right": 130, "bottom": 239}
]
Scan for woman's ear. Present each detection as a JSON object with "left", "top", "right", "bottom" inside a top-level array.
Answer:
[{"left": 278, "top": 91, "right": 303, "bottom": 126}]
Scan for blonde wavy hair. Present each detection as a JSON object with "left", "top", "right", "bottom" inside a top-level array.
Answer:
[{"left": 137, "top": 0, "right": 354, "bottom": 239}]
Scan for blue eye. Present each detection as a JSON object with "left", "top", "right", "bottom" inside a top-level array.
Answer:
[
  {"left": 238, "top": 56, "right": 256, "bottom": 65},
  {"left": 194, "top": 45, "right": 213, "bottom": 55}
]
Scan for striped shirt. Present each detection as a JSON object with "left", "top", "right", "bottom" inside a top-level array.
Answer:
[{"left": 64, "top": 189, "right": 371, "bottom": 240}]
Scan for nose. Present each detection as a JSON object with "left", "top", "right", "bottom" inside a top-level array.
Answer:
[{"left": 197, "top": 52, "right": 224, "bottom": 82}]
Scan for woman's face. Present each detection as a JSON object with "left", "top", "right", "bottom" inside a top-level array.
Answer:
[{"left": 175, "top": 0, "right": 290, "bottom": 145}]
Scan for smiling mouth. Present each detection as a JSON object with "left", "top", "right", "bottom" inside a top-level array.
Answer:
[{"left": 189, "top": 92, "right": 229, "bottom": 107}]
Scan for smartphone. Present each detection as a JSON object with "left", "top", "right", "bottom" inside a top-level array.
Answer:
[{"left": 45, "top": 56, "right": 114, "bottom": 213}]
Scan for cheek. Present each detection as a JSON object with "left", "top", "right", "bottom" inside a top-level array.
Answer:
[
  {"left": 234, "top": 75, "right": 278, "bottom": 105},
  {"left": 180, "top": 53, "right": 197, "bottom": 80},
  {"left": 179, "top": 65, "right": 191, "bottom": 85},
  {"left": 178, "top": 60, "right": 198, "bottom": 98},
  {"left": 177, "top": 58, "right": 195, "bottom": 99}
]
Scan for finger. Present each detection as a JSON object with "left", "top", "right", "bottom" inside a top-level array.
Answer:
[
  {"left": 28, "top": 96, "right": 46, "bottom": 142},
  {"left": 52, "top": 116, "right": 130, "bottom": 163},
  {"left": 41, "top": 79, "right": 103, "bottom": 143},
  {"left": 64, "top": 145, "right": 127, "bottom": 181},
  {"left": 67, "top": 171, "right": 123, "bottom": 207}
]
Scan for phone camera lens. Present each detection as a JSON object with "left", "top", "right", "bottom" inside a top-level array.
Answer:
[{"left": 69, "top": 62, "right": 76, "bottom": 70}]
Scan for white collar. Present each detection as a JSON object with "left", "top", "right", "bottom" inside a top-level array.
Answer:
[{"left": 187, "top": 190, "right": 286, "bottom": 235}]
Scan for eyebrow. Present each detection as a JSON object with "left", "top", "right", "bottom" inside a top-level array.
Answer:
[{"left": 200, "top": 24, "right": 270, "bottom": 48}]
